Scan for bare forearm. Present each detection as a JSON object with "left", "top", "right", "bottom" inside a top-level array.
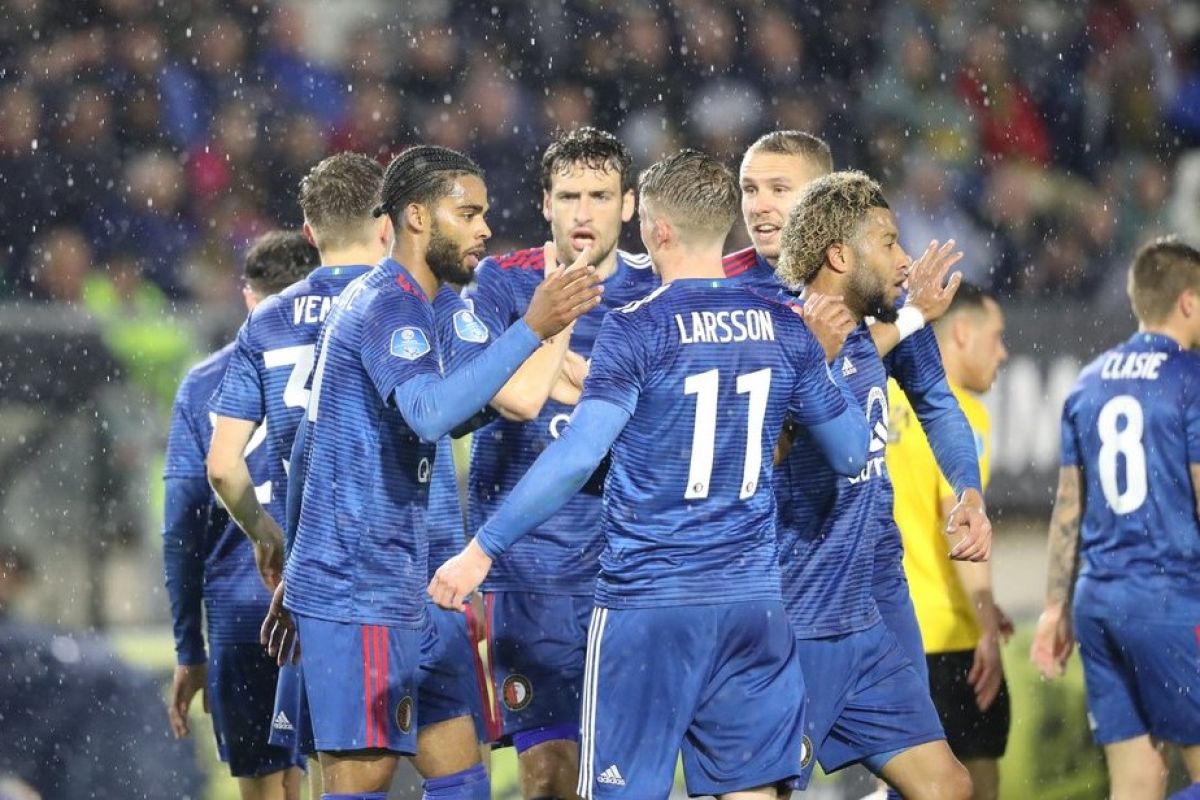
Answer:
[
  {"left": 868, "top": 321, "right": 901, "bottom": 357},
  {"left": 209, "top": 459, "right": 278, "bottom": 544},
  {"left": 1045, "top": 467, "right": 1082, "bottom": 608},
  {"left": 952, "top": 558, "right": 998, "bottom": 629},
  {"left": 492, "top": 331, "right": 572, "bottom": 420}
]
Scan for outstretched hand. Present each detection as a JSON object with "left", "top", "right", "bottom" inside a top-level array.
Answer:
[{"left": 905, "top": 239, "right": 964, "bottom": 323}]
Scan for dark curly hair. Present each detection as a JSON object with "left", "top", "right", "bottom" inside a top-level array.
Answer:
[
  {"left": 541, "top": 127, "right": 635, "bottom": 195},
  {"left": 243, "top": 230, "right": 320, "bottom": 295}
]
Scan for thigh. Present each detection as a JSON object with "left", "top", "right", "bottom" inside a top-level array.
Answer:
[
  {"left": 579, "top": 606, "right": 700, "bottom": 800},
  {"left": 826, "top": 625, "right": 945, "bottom": 776},
  {"left": 418, "top": 605, "right": 485, "bottom": 737},
  {"left": 1111, "top": 616, "right": 1200, "bottom": 746},
  {"left": 791, "top": 635, "right": 857, "bottom": 789},
  {"left": 295, "top": 615, "right": 422, "bottom": 755},
  {"left": 1073, "top": 612, "right": 1148, "bottom": 746},
  {"left": 926, "top": 650, "right": 1011, "bottom": 761},
  {"left": 209, "top": 643, "right": 303, "bottom": 778},
  {"left": 682, "top": 602, "right": 806, "bottom": 799},
  {"left": 484, "top": 591, "right": 591, "bottom": 741}
]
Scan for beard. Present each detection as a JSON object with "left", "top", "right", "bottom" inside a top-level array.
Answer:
[
  {"left": 847, "top": 263, "right": 899, "bottom": 323},
  {"left": 427, "top": 222, "right": 476, "bottom": 286}
]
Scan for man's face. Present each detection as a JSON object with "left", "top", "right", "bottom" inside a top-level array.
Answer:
[
  {"left": 960, "top": 298, "right": 1009, "bottom": 392},
  {"left": 845, "top": 207, "right": 909, "bottom": 323},
  {"left": 427, "top": 174, "right": 491, "bottom": 285},
  {"left": 543, "top": 163, "right": 632, "bottom": 268},
  {"left": 740, "top": 151, "right": 828, "bottom": 263}
]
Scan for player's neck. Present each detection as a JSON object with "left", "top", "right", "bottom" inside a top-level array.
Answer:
[
  {"left": 1139, "top": 322, "right": 1189, "bottom": 349},
  {"left": 319, "top": 244, "right": 382, "bottom": 270},
  {"left": 389, "top": 240, "right": 439, "bottom": 300},
  {"left": 656, "top": 246, "right": 726, "bottom": 283},
  {"left": 808, "top": 273, "right": 863, "bottom": 323},
  {"left": 593, "top": 250, "right": 620, "bottom": 281}
]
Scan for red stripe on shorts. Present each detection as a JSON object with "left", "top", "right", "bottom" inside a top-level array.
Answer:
[{"left": 361, "top": 624, "right": 376, "bottom": 748}]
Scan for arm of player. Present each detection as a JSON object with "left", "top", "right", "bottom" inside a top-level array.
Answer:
[
  {"left": 549, "top": 349, "right": 589, "bottom": 405},
  {"left": 394, "top": 260, "right": 603, "bottom": 442},
  {"left": 1031, "top": 465, "right": 1083, "bottom": 679},
  {"left": 804, "top": 364, "right": 871, "bottom": 476},
  {"left": 206, "top": 416, "right": 285, "bottom": 589},
  {"left": 428, "top": 398, "right": 629, "bottom": 609},
  {"left": 869, "top": 240, "right": 964, "bottom": 357}
]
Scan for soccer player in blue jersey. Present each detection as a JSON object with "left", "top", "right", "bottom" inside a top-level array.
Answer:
[
  {"left": 1032, "top": 238, "right": 1200, "bottom": 800},
  {"left": 731, "top": 133, "right": 991, "bottom": 788},
  {"left": 440, "top": 127, "right": 657, "bottom": 799},
  {"left": 207, "top": 152, "right": 389, "bottom": 797},
  {"left": 279, "top": 145, "right": 601, "bottom": 800},
  {"left": 164, "top": 229, "right": 319, "bottom": 800},
  {"left": 430, "top": 149, "right": 871, "bottom": 800},
  {"left": 773, "top": 171, "right": 973, "bottom": 800}
]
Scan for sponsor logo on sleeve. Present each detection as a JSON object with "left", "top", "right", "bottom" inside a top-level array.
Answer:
[
  {"left": 390, "top": 327, "right": 431, "bottom": 361},
  {"left": 453, "top": 309, "right": 489, "bottom": 343}
]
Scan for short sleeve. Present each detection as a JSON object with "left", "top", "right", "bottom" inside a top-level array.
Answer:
[
  {"left": 580, "top": 311, "right": 649, "bottom": 416},
  {"left": 886, "top": 326, "right": 945, "bottom": 394},
  {"left": 786, "top": 315, "right": 848, "bottom": 426},
  {"left": 361, "top": 288, "right": 440, "bottom": 403},
  {"left": 164, "top": 379, "right": 208, "bottom": 479},
  {"left": 209, "top": 324, "right": 266, "bottom": 422},
  {"left": 435, "top": 289, "right": 493, "bottom": 375},
  {"left": 464, "top": 258, "right": 519, "bottom": 337}
]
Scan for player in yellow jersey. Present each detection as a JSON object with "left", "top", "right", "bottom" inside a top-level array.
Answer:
[{"left": 885, "top": 283, "right": 1010, "bottom": 800}]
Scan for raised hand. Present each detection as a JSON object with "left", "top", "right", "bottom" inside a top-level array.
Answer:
[
  {"left": 523, "top": 242, "right": 603, "bottom": 339},
  {"left": 797, "top": 293, "right": 855, "bottom": 363},
  {"left": 904, "top": 239, "right": 964, "bottom": 323}
]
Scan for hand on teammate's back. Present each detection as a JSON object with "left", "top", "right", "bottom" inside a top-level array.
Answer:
[
  {"left": 904, "top": 239, "right": 964, "bottom": 323},
  {"left": 945, "top": 487, "right": 992, "bottom": 561},
  {"left": 523, "top": 242, "right": 604, "bottom": 339},
  {"left": 797, "top": 293, "right": 855, "bottom": 363}
]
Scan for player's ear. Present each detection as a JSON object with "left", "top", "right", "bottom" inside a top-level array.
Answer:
[
  {"left": 542, "top": 190, "right": 553, "bottom": 223},
  {"left": 1181, "top": 287, "right": 1198, "bottom": 319},
  {"left": 301, "top": 222, "right": 318, "bottom": 248},
  {"left": 404, "top": 202, "right": 425, "bottom": 234},
  {"left": 375, "top": 213, "right": 393, "bottom": 247},
  {"left": 826, "top": 242, "right": 849, "bottom": 274},
  {"left": 620, "top": 190, "right": 636, "bottom": 223}
]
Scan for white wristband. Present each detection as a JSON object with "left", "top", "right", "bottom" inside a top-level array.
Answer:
[{"left": 894, "top": 305, "right": 926, "bottom": 341}]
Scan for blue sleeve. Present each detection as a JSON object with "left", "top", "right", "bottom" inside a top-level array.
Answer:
[
  {"left": 162, "top": 381, "right": 209, "bottom": 664},
  {"left": 787, "top": 321, "right": 850, "bottom": 427},
  {"left": 889, "top": 327, "right": 982, "bottom": 495},
  {"left": 392, "top": 319, "right": 542, "bottom": 442},
  {"left": 209, "top": 323, "right": 265, "bottom": 422},
  {"left": 809, "top": 368, "right": 870, "bottom": 476},
  {"left": 579, "top": 311, "right": 648, "bottom": 414},
  {"left": 475, "top": 399, "right": 630, "bottom": 558},
  {"left": 464, "top": 258, "right": 520, "bottom": 334}
]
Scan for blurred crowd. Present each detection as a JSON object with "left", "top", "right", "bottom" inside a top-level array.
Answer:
[{"left": 1, "top": 0, "right": 1199, "bottom": 318}]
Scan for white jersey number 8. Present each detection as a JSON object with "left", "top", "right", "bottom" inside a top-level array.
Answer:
[{"left": 1097, "top": 394, "right": 1147, "bottom": 514}]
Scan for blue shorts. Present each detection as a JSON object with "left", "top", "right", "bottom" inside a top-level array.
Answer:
[
  {"left": 208, "top": 643, "right": 304, "bottom": 777},
  {"left": 795, "top": 621, "right": 944, "bottom": 788},
  {"left": 294, "top": 614, "right": 423, "bottom": 754},
  {"left": 268, "top": 663, "right": 314, "bottom": 756},
  {"left": 1074, "top": 610, "right": 1200, "bottom": 746},
  {"left": 874, "top": 561, "right": 929, "bottom": 686},
  {"left": 483, "top": 591, "right": 592, "bottom": 743},
  {"left": 578, "top": 601, "right": 805, "bottom": 799},
  {"left": 421, "top": 604, "right": 489, "bottom": 742}
]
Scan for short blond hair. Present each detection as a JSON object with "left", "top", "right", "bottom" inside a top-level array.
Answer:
[
  {"left": 1128, "top": 236, "right": 1200, "bottom": 325},
  {"left": 776, "top": 170, "right": 889, "bottom": 288},
  {"left": 639, "top": 148, "right": 738, "bottom": 244}
]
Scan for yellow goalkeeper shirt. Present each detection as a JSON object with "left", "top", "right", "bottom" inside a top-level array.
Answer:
[{"left": 885, "top": 378, "right": 990, "bottom": 653}]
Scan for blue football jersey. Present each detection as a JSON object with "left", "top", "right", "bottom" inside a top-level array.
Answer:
[
  {"left": 426, "top": 287, "right": 493, "bottom": 579},
  {"left": 872, "top": 325, "right": 955, "bottom": 570},
  {"left": 464, "top": 247, "right": 658, "bottom": 594},
  {"left": 210, "top": 265, "right": 372, "bottom": 522},
  {"left": 284, "top": 259, "right": 441, "bottom": 628},
  {"left": 163, "top": 343, "right": 274, "bottom": 647},
  {"left": 581, "top": 278, "right": 849, "bottom": 608},
  {"left": 777, "top": 322, "right": 889, "bottom": 638},
  {"left": 723, "top": 245, "right": 783, "bottom": 296},
  {"left": 1061, "top": 332, "right": 1200, "bottom": 614}
]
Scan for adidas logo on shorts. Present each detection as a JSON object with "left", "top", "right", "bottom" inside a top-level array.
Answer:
[
  {"left": 597, "top": 765, "right": 626, "bottom": 786},
  {"left": 272, "top": 711, "right": 294, "bottom": 731}
]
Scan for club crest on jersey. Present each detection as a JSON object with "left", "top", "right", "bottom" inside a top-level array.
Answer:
[
  {"left": 502, "top": 674, "right": 533, "bottom": 711},
  {"left": 800, "top": 735, "right": 813, "bottom": 768},
  {"left": 453, "top": 309, "right": 489, "bottom": 343},
  {"left": 395, "top": 695, "right": 414, "bottom": 733},
  {"left": 390, "top": 327, "right": 430, "bottom": 360}
]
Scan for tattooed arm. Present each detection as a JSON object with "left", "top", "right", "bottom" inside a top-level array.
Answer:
[{"left": 1030, "top": 466, "right": 1083, "bottom": 678}]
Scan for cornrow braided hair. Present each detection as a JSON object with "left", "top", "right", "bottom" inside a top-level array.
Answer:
[{"left": 374, "top": 145, "right": 483, "bottom": 226}]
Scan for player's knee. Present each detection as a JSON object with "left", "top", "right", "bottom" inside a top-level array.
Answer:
[{"left": 518, "top": 739, "right": 578, "bottom": 797}]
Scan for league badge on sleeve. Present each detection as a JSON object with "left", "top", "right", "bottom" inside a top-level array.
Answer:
[
  {"left": 390, "top": 327, "right": 431, "bottom": 361},
  {"left": 453, "top": 309, "right": 489, "bottom": 343}
]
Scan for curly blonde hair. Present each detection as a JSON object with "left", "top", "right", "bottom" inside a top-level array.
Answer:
[{"left": 776, "top": 170, "right": 889, "bottom": 288}]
